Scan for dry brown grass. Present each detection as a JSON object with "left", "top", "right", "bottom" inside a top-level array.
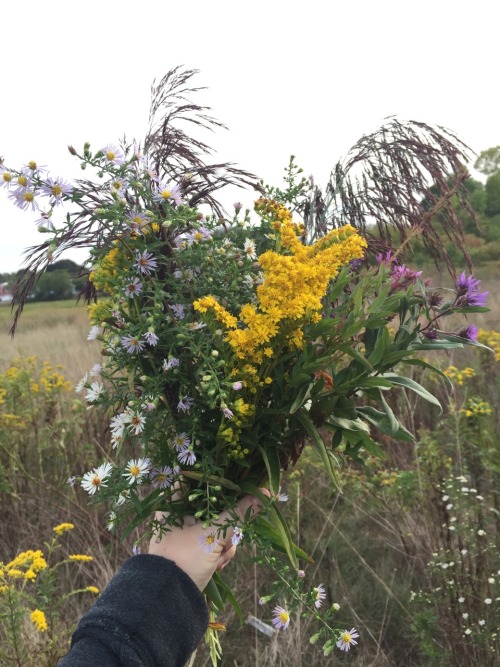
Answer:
[{"left": 0, "top": 300, "right": 100, "bottom": 382}]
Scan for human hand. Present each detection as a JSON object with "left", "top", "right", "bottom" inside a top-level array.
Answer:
[{"left": 148, "top": 493, "right": 266, "bottom": 591}]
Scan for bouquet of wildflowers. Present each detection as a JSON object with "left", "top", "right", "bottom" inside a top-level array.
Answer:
[{"left": 3, "top": 69, "right": 491, "bottom": 658}]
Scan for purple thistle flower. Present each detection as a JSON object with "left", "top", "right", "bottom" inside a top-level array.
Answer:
[
  {"left": 423, "top": 329, "right": 439, "bottom": 340},
  {"left": 124, "top": 278, "right": 143, "bottom": 297},
  {"left": 455, "top": 272, "right": 488, "bottom": 307},
  {"left": 177, "top": 396, "right": 194, "bottom": 413},
  {"left": 376, "top": 251, "right": 394, "bottom": 265},
  {"left": 144, "top": 331, "right": 159, "bottom": 346},
  {"left": 389, "top": 265, "right": 423, "bottom": 292},
  {"left": 458, "top": 324, "right": 479, "bottom": 341},
  {"left": 272, "top": 606, "right": 290, "bottom": 630},
  {"left": 150, "top": 466, "right": 174, "bottom": 490},
  {"left": 121, "top": 335, "right": 145, "bottom": 353},
  {"left": 177, "top": 447, "right": 196, "bottom": 466},
  {"left": 135, "top": 250, "right": 158, "bottom": 276}
]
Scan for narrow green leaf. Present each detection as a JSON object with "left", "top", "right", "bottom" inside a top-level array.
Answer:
[
  {"left": 204, "top": 576, "right": 226, "bottom": 614},
  {"left": 258, "top": 445, "right": 281, "bottom": 496},
  {"left": 382, "top": 373, "right": 442, "bottom": 409},
  {"left": 212, "top": 572, "right": 244, "bottom": 624},
  {"left": 293, "top": 410, "right": 340, "bottom": 490}
]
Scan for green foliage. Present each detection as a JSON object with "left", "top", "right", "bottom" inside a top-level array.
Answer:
[{"left": 31, "top": 269, "right": 74, "bottom": 302}]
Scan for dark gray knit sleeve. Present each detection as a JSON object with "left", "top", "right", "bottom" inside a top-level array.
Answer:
[{"left": 57, "top": 554, "right": 209, "bottom": 667}]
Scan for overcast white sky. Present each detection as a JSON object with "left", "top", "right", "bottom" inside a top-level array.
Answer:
[{"left": 1, "top": 0, "right": 498, "bottom": 273}]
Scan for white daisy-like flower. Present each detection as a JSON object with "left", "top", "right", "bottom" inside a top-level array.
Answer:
[
  {"left": 123, "top": 410, "right": 146, "bottom": 435},
  {"left": 231, "top": 526, "right": 243, "bottom": 546},
  {"left": 313, "top": 583, "right": 326, "bottom": 608},
  {"left": 243, "top": 238, "right": 257, "bottom": 259},
  {"left": 75, "top": 373, "right": 88, "bottom": 394},
  {"left": 336, "top": 627, "right": 359, "bottom": 652},
  {"left": 123, "top": 458, "right": 150, "bottom": 485},
  {"left": 484, "top": 598, "right": 492, "bottom": 605},
  {"left": 81, "top": 462, "right": 113, "bottom": 495},
  {"left": 87, "top": 325, "right": 100, "bottom": 341},
  {"left": 199, "top": 532, "right": 219, "bottom": 554},
  {"left": 85, "top": 382, "right": 104, "bottom": 403}
]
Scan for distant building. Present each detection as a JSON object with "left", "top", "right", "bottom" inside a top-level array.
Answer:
[{"left": 0, "top": 282, "right": 12, "bottom": 303}]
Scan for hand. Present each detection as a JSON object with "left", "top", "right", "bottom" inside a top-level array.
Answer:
[{"left": 148, "top": 494, "right": 265, "bottom": 591}]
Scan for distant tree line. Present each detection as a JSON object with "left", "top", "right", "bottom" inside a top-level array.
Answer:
[{"left": 0, "top": 259, "right": 85, "bottom": 302}]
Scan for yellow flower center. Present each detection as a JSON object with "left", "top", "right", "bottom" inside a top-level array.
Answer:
[
  {"left": 18, "top": 175, "right": 28, "bottom": 186},
  {"left": 130, "top": 465, "right": 140, "bottom": 477},
  {"left": 206, "top": 535, "right": 215, "bottom": 545},
  {"left": 341, "top": 632, "right": 352, "bottom": 643},
  {"left": 28, "top": 161, "right": 37, "bottom": 170},
  {"left": 106, "top": 151, "right": 116, "bottom": 161},
  {"left": 51, "top": 184, "right": 62, "bottom": 196},
  {"left": 2, "top": 172, "right": 12, "bottom": 182},
  {"left": 279, "top": 611, "right": 289, "bottom": 623},
  {"left": 23, "top": 192, "right": 34, "bottom": 202},
  {"left": 161, "top": 189, "right": 172, "bottom": 199},
  {"left": 92, "top": 476, "right": 101, "bottom": 488}
]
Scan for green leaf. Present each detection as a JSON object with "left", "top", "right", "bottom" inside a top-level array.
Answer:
[
  {"left": 212, "top": 572, "right": 244, "bottom": 624},
  {"left": 181, "top": 471, "right": 241, "bottom": 492},
  {"left": 254, "top": 517, "right": 313, "bottom": 562},
  {"left": 204, "top": 576, "right": 226, "bottom": 614},
  {"left": 452, "top": 306, "right": 490, "bottom": 313},
  {"left": 293, "top": 410, "right": 340, "bottom": 490},
  {"left": 382, "top": 373, "right": 442, "bottom": 410},
  {"left": 267, "top": 503, "right": 298, "bottom": 568},
  {"left": 336, "top": 343, "right": 374, "bottom": 371},
  {"left": 357, "top": 406, "right": 414, "bottom": 442},
  {"left": 328, "top": 415, "right": 370, "bottom": 432},
  {"left": 258, "top": 445, "right": 281, "bottom": 496}
]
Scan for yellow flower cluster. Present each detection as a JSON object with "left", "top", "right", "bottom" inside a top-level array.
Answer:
[
  {"left": 30, "top": 608, "right": 48, "bottom": 632},
  {"left": 444, "top": 365, "right": 475, "bottom": 386},
  {"left": 89, "top": 245, "right": 128, "bottom": 292},
  {"left": 53, "top": 522, "right": 75, "bottom": 536},
  {"left": 194, "top": 203, "right": 366, "bottom": 365},
  {"left": 69, "top": 554, "right": 93, "bottom": 562},
  {"left": 85, "top": 586, "right": 100, "bottom": 595},
  {"left": 478, "top": 328, "right": 500, "bottom": 362},
  {"left": 1, "top": 550, "right": 47, "bottom": 584},
  {"left": 39, "top": 362, "right": 73, "bottom": 394},
  {"left": 460, "top": 397, "right": 492, "bottom": 418}
]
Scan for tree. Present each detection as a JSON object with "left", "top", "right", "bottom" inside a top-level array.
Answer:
[
  {"left": 485, "top": 172, "right": 500, "bottom": 217},
  {"left": 474, "top": 146, "right": 500, "bottom": 176},
  {"left": 31, "top": 270, "right": 74, "bottom": 302}
]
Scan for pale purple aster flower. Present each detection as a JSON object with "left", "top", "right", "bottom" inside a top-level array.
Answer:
[
  {"left": 169, "top": 303, "right": 186, "bottom": 319},
  {"left": 121, "top": 335, "right": 145, "bottom": 353},
  {"left": 34, "top": 213, "right": 55, "bottom": 231},
  {"left": 132, "top": 545, "right": 141, "bottom": 555},
  {"left": 123, "top": 457, "right": 151, "bottom": 485},
  {"left": 277, "top": 492, "right": 288, "bottom": 502},
  {"left": 123, "top": 410, "right": 147, "bottom": 435},
  {"left": 90, "top": 363, "right": 102, "bottom": 377},
  {"left": 13, "top": 170, "right": 32, "bottom": 191},
  {"left": 198, "top": 532, "right": 219, "bottom": 554},
  {"left": 81, "top": 462, "right": 113, "bottom": 495},
  {"left": 87, "top": 325, "right": 100, "bottom": 341},
  {"left": 172, "top": 433, "right": 190, "bottom": 451},
  {"left": 144, "top": 331, "right": 159, "bottom": 346},
  {"left": 101, "top": 144, "right": 125, "bottom": 165},
  {"left": 233, "top": 202, "right": 242, "bottom": 212},
  {"left": 110, "top": 176, "right": 128, "bottom": 196},
  {"left": 9, "top": 188, "right": 38, "bottom": 211},
  {"left": 177, "top": 396, "right": 194, "bottom": 413},
  {"left": 162, "top": 357, "right": 180, "bottom": 371},
  {"left": 258, "top": 597, "right": 266, "bottom": 606},
  {"left": 185, "top": 227, "right": 212, "bottom": 245},
  {"left": 458, "top": 324, "right": 479, "bottom": 342},
  {"left": 142, "top": 397, "right": 156, "bottom": 412},
  {"left": 313, "top": 583, "right": 326, "bottom": 608},
  {"left": 124, "top": 278, "right": 143, "bottom": 297},
  {"left": 177, "top": 447, "right": 196, "bottom": 466},
  {"left": 223, "top": 406, "right": 234, "bottom": 419},
  {"left": 231, "top": 526, "right": 243, "bottom": 546},
  {"left": 232, "top": 381, "right": 243, "bottom": 391},
  {"left": 150, "top": 466, "right": 174, "bottom": 490},
  {"left": 67, "top": 476, "right": 76, "bottom": 486},
  {"left": 0, "top": 165, "right": 14, "bottom": 188},
  {"left": 154, "top": 181, "right": 183, "bottom": 206},
  {"left": 135, "top": 250, "right": 158, "bottom": 276},
  {"left": 336, "top": 628, "right": 359, "bottom": 652},
  {"left": 126, "top": 209, "right": 149, "bottom": 230},
  {"left": 272, "top": 606, "right": 290, "bottom": 630},
  {"left": 455, "top": 272, "right": 488, "bottom": 307},
  {"left": 41, "top": 176, "right": 73, "bottom": 203},
  {"left": 85, "top": 382, "right": 104, "bottom": 403},
  {"left": 297, "top": 569, "right": 305, "bottom": 578}
]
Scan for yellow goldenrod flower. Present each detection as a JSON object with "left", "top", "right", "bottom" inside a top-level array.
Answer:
[
  {"left": 30, "top": 609, "right": 48, "bottom": 632},
  {"left": 85, "top": 586, "right": 100, "bottom": 594},
  {"left": 69, "top": 554, "right": 94, "bottom": 562},
  {"left": 53, "top": 522, "right": 75, "bottom": 536}
]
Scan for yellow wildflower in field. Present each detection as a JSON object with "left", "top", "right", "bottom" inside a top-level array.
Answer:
[
  {"left": 460, "top": 397, "right": 492, "bottom": 418},
  {"left": 85, "top": 586, "right": 100, "bottom": 594},
  {"left": 30, "top": 609, "right": 48, "bottom": 632},
  {"left": 443, "top": 366, "right": 475, "bottom": 386},
  {"left": 53, "top": 523, "right": 75, "bottom": 536},
  {"left": 477, "top": 328, "right": 500, "bottom": 361},
  {"left": 69, "top": 554, "right": 93, "bottom": 562}
]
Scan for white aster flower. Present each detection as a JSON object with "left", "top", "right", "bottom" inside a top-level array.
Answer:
[
  {"left": 123, "top": 410, "right": 146, "bottom": 435},
  {"left": 85, "top": 382, "right": 104, "bottom": 403},
  {"left": 81, "top": 462, "right": 113, "bottom": 495},
  {"left": 123, "top": 458, "right": 150, "bottom": 485},
  {"left": 87, "top": 325, "right": 100, "bottom": 341},
  {"left": 336, "top": 628, "right": 359, "bottom": 652},
  {"left": 75, "top": 373, "right": 88, "bottom": 394},
  {"left": 243, "top": 238, "right": 257, "bottom": 259}
]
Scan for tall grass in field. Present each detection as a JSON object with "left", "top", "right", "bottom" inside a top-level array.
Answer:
[{"left": 0, "top": 280, "right": 499, "bottom": 665}]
